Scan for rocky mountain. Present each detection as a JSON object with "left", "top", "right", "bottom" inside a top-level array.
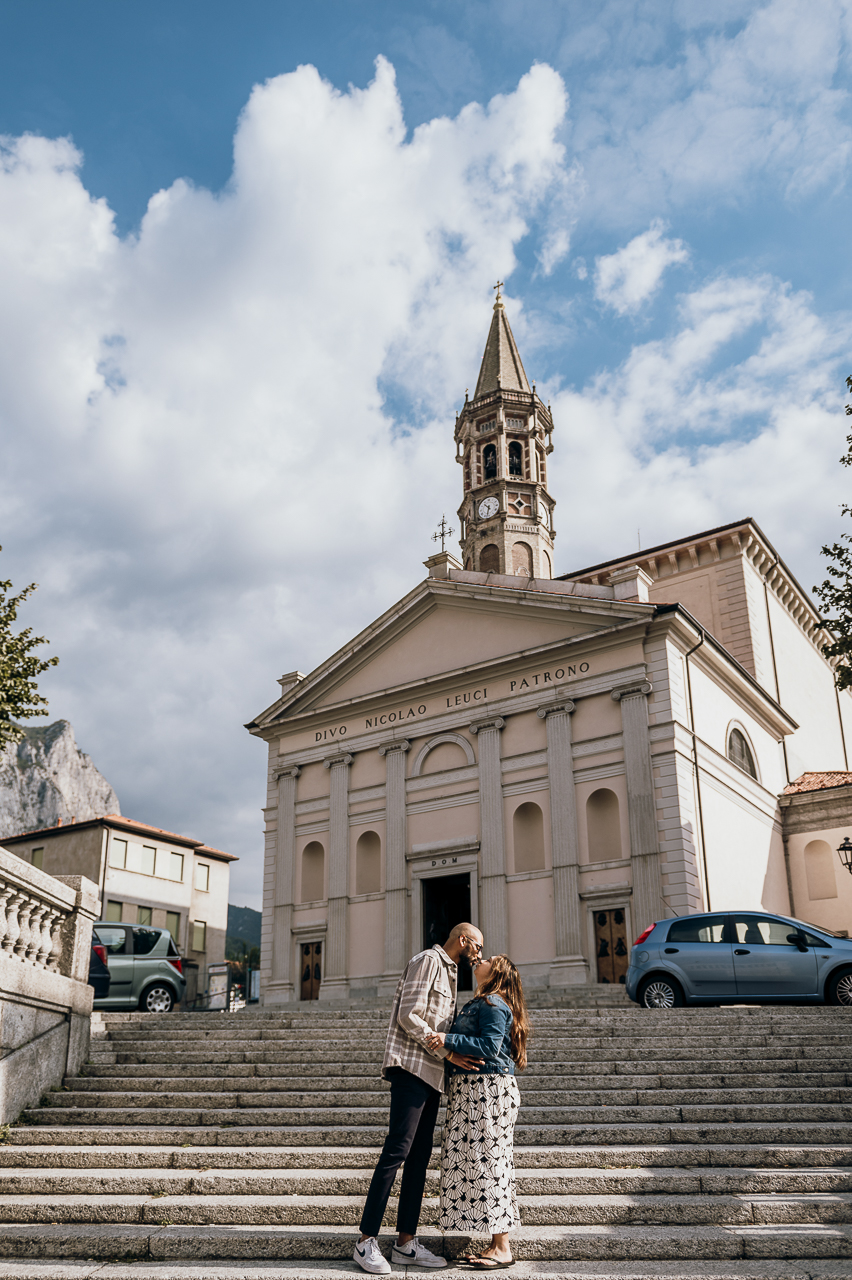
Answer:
[{"left": 0, "top": 720, "right": 120, "bottom": 840}]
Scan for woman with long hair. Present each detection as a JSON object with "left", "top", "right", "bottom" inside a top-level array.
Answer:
[{"left": 425, "top": 954, "right": 530, "bottom": 1270}]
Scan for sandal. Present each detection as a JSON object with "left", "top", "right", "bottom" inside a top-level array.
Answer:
[{"left": 468, "top": 1258, "right": 515, "bottom": 1270}]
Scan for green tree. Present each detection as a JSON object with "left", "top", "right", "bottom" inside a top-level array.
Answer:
[
  {"left": 815, "top": 377, "right": 852, "bottom": 690},
  {"left": 0, "top": 548, "right": 59, "bottom": 749}
]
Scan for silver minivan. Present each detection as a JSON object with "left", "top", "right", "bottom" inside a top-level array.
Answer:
[
  {"left": 92, "top": 923, "right": 186, "bottom": 1013},
  {"left": 626, "top": 910, "right": 852, "bottom": 1008}
]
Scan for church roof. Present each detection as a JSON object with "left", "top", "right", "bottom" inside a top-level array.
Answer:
[
  {"left": 473, "top": 292, "right": 530, "bottom": 399},
  {"left": 782, "top": 772, "right": 852, "bottom": 795}
]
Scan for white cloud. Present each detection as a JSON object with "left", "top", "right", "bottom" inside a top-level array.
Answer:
[
  {"left": 0, "top": 59, "right": 570, "bottom": 908},
  {"left": 594, "top": 220, "right": 689, "bottom": 314}
]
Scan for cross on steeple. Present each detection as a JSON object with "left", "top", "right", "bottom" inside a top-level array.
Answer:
[
  {"left": 493, "top": 280, "right": 504, "bottom": 299},
  {"left": 432, "top": 515, "right": 453, "bottom": 553}
]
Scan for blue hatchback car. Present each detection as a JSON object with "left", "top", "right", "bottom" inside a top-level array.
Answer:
[{"left": 626, "top": 910, "right": 852, "bottom": 1008}]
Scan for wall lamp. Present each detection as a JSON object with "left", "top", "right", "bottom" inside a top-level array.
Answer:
[{"left": 837, "top": 836, "right": 852, "bottom": 876}]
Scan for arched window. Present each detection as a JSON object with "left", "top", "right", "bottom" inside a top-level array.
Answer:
[
  {"left": 728, "top": 727, "right": 758, "bottom": 779},
  {"left": 483, "top": 443, "right": 497, "bottom": 480},
  {"left": 804, "top": 839, "right": 838, "bottom": 900},
  {"left": 543, "top": 551, "right": 552, "bottom": 577},
  {"left": 420, "top": 741, "right": 469, "bottom": 774},
  {"left": 355, "top": 831, "right": 381, "bottom": 896},
  {"left": 508, "top": 441, "right": 523, "bottom": 477},
  {"left": 513, "top": 802, "right": 545, "bottom": 872},
  {"left": 300, "top": 841, "right": 325, "bottom": 903},
  {"left": 480, "top": 544, "right": 500, "bottom": 573},
  {"left": 512, "top": 542, "right": 533, "bottom": 576},
  {"left": 586, "top": 789, "right": 621, "bottom": 862}
]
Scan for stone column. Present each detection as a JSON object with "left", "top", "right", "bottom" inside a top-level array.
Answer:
[
  {"left": 469, "top": 717, "right": 507, "bottom": 955},
  {"left": 270, "top": 765, "right": 300, "bottom": 1001},
  {"left": 537, "top": 701, "right": 589, "bottom": 985},
  {"left": 612, "top": 681, "right": 664, "bottom": 935},
  {"left": 320, "top": 753, "right": 353, "bottom": 1001},
  {"left": 378, "top": 740, "right": 411, "bottom": 996}
]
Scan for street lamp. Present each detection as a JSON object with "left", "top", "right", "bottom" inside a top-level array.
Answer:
[{"left": 837, "top": 837, "right": 852, "bottom": 876}]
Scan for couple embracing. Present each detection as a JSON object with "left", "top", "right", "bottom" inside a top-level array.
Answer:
[{"left": 354, "top": 923, "right": 529, "bottom": 1273}]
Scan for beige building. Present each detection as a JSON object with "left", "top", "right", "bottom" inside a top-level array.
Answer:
[
  {"left": 3, "top": 815, "right": 236, "bottom": 992},
  {"left": 247, "top": 292, "right": 852, "bottom": 1004}
]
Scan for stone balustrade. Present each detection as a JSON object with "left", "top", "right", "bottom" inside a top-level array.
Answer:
[{"left": 0, "top": 844, "right": 99, "bottom": 1122}]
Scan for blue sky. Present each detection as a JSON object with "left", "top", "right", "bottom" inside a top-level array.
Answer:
[{"left": 1, "top": 1, "right": 850, "bottom": 907}]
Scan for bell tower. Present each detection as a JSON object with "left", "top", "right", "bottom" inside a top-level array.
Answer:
[{"left": 455, "top": 286, "right": 556, "bottom": 578}]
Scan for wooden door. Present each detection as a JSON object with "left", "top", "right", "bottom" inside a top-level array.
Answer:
[
  {"left": 300, "top": 941, "right": 322, "bottom": 1000},
  {"left": 594, "top": 909, "right": 629, "bottom": 984}
]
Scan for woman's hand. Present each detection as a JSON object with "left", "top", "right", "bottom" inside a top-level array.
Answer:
[
  {"left": 447, "top": 1051, "right": 483, "bottom": 1071},
  {"left": 425, "top": 1031, "right": 446, "bottom": 1052}
]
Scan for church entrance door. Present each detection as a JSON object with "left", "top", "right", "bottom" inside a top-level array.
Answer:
[
  {"left": 300, "top": 941, "right": 322, "bottom": 1001},
  {"left": 422, "top": 872, "right": 473, "bottom": 991},
  {"left": 594, "top": 908, "right": 629, "bottom": 984}
]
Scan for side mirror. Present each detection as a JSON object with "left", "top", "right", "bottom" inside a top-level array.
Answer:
[{"left": 787, "top": 932, "right": 808, "bottom": 952}]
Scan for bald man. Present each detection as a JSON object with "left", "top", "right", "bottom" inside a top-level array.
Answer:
[{"left": 354, "top": 923, "right": 485, "bottom": 1274}]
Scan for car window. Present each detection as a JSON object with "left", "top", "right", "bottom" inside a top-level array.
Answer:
[
  {"left": 799, "top": 929, "right": 832, "bottom": 948},
  {"left": 667, "top": 917, "right": 727, "bottom": 943},
  {"left": 94, "top": 925, "right": 128, "bottom": 955},
  {"left": 730, "top": 915, "right": 800, "bottom": 946},
  {"left": 132, "top": 927, "right": 162, "bottom": 956}
]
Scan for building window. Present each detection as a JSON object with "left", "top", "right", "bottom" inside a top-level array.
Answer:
[
  {"left": 140, "top": 845, "right": 156, "bottom": 876},
  {"left": 355, "top": 831, "right": 381, "bottom": 896},
  {"left": 512, "top": 541, "right": 533, "bottom": 576},
  {"left": 165, "top": 911, "right": 181, "bottom": 942},
  {"left": 804, "top": 840, "right": 838, "bottom": 900},
  {"left": 137, "top": 905, "right": 153, "bottom": 926},
  {"left": 31, "top": 847, "right": 44, "bottom": 870},
  {"left": 301, "top": 841, "right": 325, "bottom": 903},
  {"left": 108, "top": 838, "right": 127, "bottom": 869},
  {"left": 480, "top": 544, "right": 500, "bottom": 573},
  {"left": 727, "top": 727, "right": 758, "bottom": 779},
  {"left": 169, "top": 852, "right": 184, "bottom": 882},
  {"left": 105, "top": 900, "right": 123, "bottom": 923},
  {"left": 513, "top": 802, "right": 545, "bottom": 873},
  {"left": 508, "top": 441, "right": 523, "bottom": 477},
  {"left": 191, "top": 920, "right": 207, "bottom": 952},
  {"left": 195, "top": 862, "right": 210, "bottom": 892},
  {"left": 507, "top": 418, "right": 525, "bottom": 431},
  {"left": 483, "top": 443, "right": 497, "bottom": 479},
  {"left": 586, "top": 789, "right": 622, "bottom": 862}
]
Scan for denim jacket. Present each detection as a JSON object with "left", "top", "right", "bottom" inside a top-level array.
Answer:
[{"left": 444, "top": 993, "right": 515, "bottom": 1076}]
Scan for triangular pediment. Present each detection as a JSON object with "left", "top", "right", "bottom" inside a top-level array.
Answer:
[{"left": 248, "top": 575, "right": 650, "bottom": 733}]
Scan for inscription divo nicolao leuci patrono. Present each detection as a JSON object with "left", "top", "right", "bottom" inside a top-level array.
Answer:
[{"left": 312, "top": 661, "right": 591, "bottom": 741}]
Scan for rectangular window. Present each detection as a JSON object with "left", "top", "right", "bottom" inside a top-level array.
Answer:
[
  {"left": 140, "top": 845, "right": 156, "bottom": 876},
  {"left": 169, "top": 852, "right": 184, "bottom": 882},
  {"left": 136, "top": 905, "right": 153, "bottom": 926},
  {"left": 31, "top": 847, "right": 44, "bottom": 869},
  {"left": 195, "top": 862, "right": 210, "bottom": 892},
  {"left": 105, "top": 900, "right": 123, "bottom": 923},
  {"left": 165, "top": 911, "right": 181, "bottom": 942},
  {"left": 192, "top": 920, "right": 207, "bottom": 952},
  {"left": 108, "top": 838, "right": 127, "bottom": 869}
]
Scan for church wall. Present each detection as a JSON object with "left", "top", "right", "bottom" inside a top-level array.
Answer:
[
  {"left": 406, "top": 801, "right": 480, "bottom": 847},
  {"left": 653, "top": 743, "right": 705, "bottom": 916},
  {"left": 696, "top": 749, "right": 787, "bottom": 913},
  {"left": 507, "top": 875, "right": 556, "bottom": 966},
  {"left": 348, "top": 898, "right": 385, "bottom": 979},
  {"left": 786, "top": 823, "right": 852, "bottom": 936}
]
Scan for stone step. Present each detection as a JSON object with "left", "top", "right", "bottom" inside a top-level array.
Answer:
[
  {"left": 1, "top": 1221, "right": 851, "bottom": 1261},
  {"left": 0, "top": 1263, "right": 850, "bottom": 1280},
  {"left": 3, "top": 1191, "right": 852, "bottom": 1228},
  {"left": 98, "top": 1044, "right": 852, "bottom": 1064},
  {"left": 15, "top": 1120, "right": 852, "bottom": 1147},
  {"left": 4, "top": 1164, "right": 852, "bottom": 1196},
  {"left": 5, "top": 1142, "right": 851, "bottom": 1170}
]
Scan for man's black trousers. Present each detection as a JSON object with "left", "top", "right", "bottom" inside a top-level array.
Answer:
[{"left": 359, "top": 1067, "right": 442, "bottom": 1238}]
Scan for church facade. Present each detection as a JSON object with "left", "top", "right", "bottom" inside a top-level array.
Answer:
[{"left": 247, "top": 293, "right": 852, "bottom": 1003}]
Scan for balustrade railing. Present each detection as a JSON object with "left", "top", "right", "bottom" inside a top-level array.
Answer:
[{"left": 0, "top": 846, "right": 87, "bottom": 979}]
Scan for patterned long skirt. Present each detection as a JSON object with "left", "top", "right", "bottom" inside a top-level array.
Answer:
[{"left": 438, "top": 1073, "right": 521, "bottom": 1234}]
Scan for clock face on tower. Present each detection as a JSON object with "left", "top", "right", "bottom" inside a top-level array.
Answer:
[{"left": 478, "top": 496, "right": 500, "bottom": 519}]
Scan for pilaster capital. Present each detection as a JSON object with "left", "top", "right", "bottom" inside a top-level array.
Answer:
[
  {"left": 611, "top": 681, "right": 653, "bottom": 702},
  {"left": 323, "top": 753, "right": 354, "bottom": 769},
  {"left": 378, "top": 739, "right": 411, "bottom": 757},
  {"left": 536, "top": 700, "right": 575, "bottom": 719},
  {"left": 469, "top": 716, "right": 505, "bottom": 735},
  {"left": 274, "top": 765, "right": 302, "bottom": 781}
]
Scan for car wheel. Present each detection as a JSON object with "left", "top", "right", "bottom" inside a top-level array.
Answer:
[
  {"left": 638, "top": 975, "right": 684, "bottom": 1009},
  {"left": 826, "top": 967, "right": 852, "bottom": 1007},
  {"left": 140, "top": 985, "right": 174, "bottom": 1013}
]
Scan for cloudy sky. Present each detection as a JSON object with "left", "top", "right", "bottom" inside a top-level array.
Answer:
[{"left": 1, "top": 1, "right": 850, "bottom": 909}]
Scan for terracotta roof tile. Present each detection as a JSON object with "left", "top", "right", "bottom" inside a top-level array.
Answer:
[{"left": 782, "top": 772, "right": 852, "bottom": 795}]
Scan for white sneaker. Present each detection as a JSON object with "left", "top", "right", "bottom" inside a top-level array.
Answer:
[
  {"left": 354, "top": 1237, "right": 392, "bottom": 1274},
  {"left": 391, "top": 1238, "right": 448, "bottom": 1269}
]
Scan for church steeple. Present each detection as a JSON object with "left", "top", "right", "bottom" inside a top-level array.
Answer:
[{"left": 454, "top": 289, "right": 556, "bottom": 579}]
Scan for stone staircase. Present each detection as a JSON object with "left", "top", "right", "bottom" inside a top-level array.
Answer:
[{"left": 0, "top": 1005, "right": 851, "bottom": 1279}]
